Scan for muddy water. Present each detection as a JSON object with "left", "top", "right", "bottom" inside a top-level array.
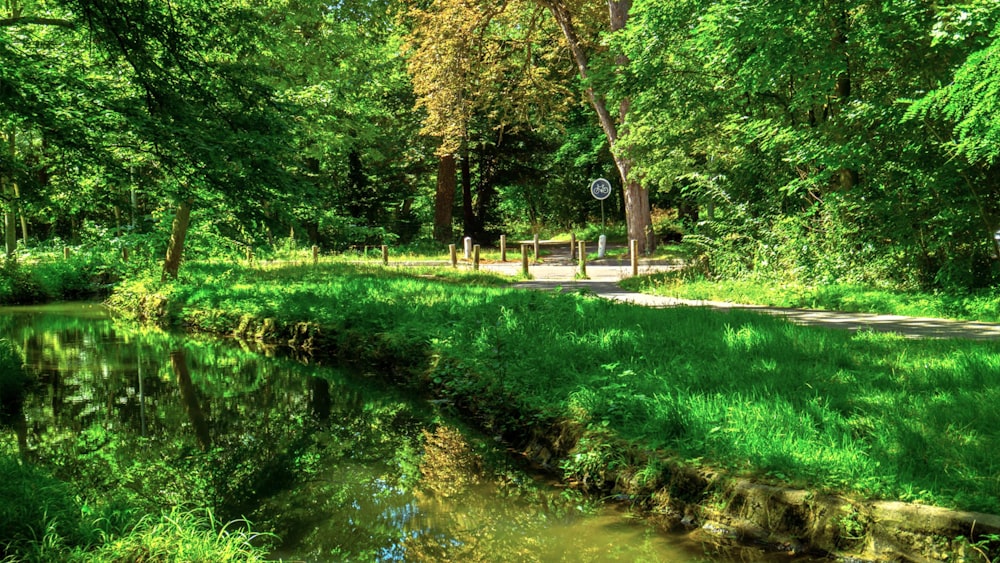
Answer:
[{"left": 0, "top": 304, "right": 821, "bottom": 562}]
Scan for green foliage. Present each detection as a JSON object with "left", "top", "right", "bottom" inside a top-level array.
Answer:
[
  {"left": 0, "top": 454, "right": 83, "bottom": 557},
  {"left": 0, "top": 247, "right": 139, "bottom": 305}
]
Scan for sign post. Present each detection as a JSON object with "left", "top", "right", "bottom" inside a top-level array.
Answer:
[{"left": 590, "top": 178, "right": 612, "bottom": 258}]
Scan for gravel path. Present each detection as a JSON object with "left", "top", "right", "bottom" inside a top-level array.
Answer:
[{"left": 478, "top": 255, "right": 1000, "bottom": 341}]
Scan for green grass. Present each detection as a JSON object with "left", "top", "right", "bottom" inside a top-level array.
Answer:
[
  {"left": 0, "top": 453, "right": 272, "bottom": 562},
  {"left": 622, "top": 272, "right": 1000, "bottom": 323},
  {"left": 112, "top": 261, "right": 1000, "bottom": 515}
]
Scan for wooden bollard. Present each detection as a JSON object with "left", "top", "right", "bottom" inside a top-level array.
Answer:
[
  {"left": 312, "top": 245, "right": 319, "bottom": 266},
  {"left": 533, "top": 234, "right": 540, "bottom": 264},
  {"left": 578, "top": 241, "right": 586, "bottom": 278},
  {"left": 520, "top": 244, "right": 529, "bottom": 277},
  {"left": 381, "top": 245, "right": 388, "bottom": 265},
  {"left": 122, "top": 246, "right": 129, "bottom": 262},
  {"left": 473, "top": 244, "right": 480, "bottom": 271},
  {"left": 630, "top": 239, "right": 639, "bottom": 277},
  {"left": 570, "top": 232, "right": 576, "bottom": 260},
  {"left": 64, "top": 247, "right": 70, "bottom": 260},
  {"left": 500, "top": 234, "right": 507, "bottom": 262},
  {"left": 449, "top": 244, "right": 457, "bottom": 268}
]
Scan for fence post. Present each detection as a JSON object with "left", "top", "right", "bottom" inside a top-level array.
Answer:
[
  {"left": 312, "top": 245, "right": 319, "bottom": 266},
  {"left": 500, "top": 235, "right": 507, "bottom": 262},
  {"left": 381, "top": 245, "right": 388, "bottom": 266},
  {"left": 578, "top": 241, "right": 586, "bottom": 278},
  {"left": 630, "top": 239, "right": 639, "bottom": 277},
  {"left": 473, "top": 244, "right": 480, "bottom": 271},
  {"left": 64, "top": 247, "right": 70, "bottom": 260},
  {"left": 449, "top": 244, "right": 457, "bottom": 268},
  {"left": 520, "top": 244, "right": 529, "bottom": 277},
  {"left": 533, "top": 234, "right": 540, "bottom": 264}
]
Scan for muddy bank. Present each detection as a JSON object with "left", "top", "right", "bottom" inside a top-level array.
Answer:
[{"left": 110, "top": 292, "right": 1000, "bottom": 562}]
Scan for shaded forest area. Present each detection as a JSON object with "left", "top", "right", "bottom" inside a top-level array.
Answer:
[{"left": 2, "top": 0, "right": 999, "bottom": 290}]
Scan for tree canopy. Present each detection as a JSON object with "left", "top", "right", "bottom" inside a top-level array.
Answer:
[{"left": 1, "top": 0, "right": 998, "bottom": 288}]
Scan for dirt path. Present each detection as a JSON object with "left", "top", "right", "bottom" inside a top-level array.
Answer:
[{"left": 479, "top": 254, "right": 1000, "bottom": 341}]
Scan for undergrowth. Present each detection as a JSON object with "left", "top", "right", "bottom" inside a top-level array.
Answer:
[{"left": 0, "top": 454, "right": 271, "bottom": 562}]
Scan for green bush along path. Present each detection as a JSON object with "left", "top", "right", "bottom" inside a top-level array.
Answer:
[{"left": 111, "top": 262, "right": 1000, "bottom": 523}]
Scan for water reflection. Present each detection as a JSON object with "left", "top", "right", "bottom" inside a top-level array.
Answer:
[{"left": 0, "top": 304, "right": 819, "bottom": 562}]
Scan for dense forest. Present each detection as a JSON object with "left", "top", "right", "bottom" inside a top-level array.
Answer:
[{"left": 2, "top": 0, "right": 999, "bottom": 289}]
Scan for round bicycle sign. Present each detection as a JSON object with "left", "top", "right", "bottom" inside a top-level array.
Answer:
[{"left": 590, "top": 178, "right": 612, "bottom": 200}]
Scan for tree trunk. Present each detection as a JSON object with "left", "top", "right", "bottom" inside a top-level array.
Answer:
[
  {"left": 539, "top": 0, "right": 654, "bottom": 252},
  {"left": 460, "top": 147, "right": 474, "bottom": 239},
  {"left": 171, "top": 349, "right": 211, "bottom": 451},
  {"left": 433, "top": 153, "right": 456, "bottom": 243},
  {"left": 4, "top": 129, "right": 15, "bottom": 257},
  {"left": 161, "top": 198, "right": 193, "bottom": 282}
]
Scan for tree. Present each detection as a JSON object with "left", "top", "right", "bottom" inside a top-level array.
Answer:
[
  {"left": 535, "top": 0, "right": 654, "bottom": 252},
  {"left": 617, "top": 0, "right": 1000, "bottom": 288},
  {"left": 406, "top": 0, "right": 573, "bottom": 242}
]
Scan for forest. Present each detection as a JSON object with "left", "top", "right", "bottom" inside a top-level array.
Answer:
[{"left": 2, "top": 0, "right": 998, "bottom": 290}]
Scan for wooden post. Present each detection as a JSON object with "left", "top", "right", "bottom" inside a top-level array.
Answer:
[
  {"left": 122, "top": 246, "right": 129, "bottom": 263},
  {"left": 473, "top": 244, "right": 480, "bottom": 271},
  {"left": 520, "top": 244, "right": 529, "bottom": 277},
  {"left": 500, "top": 235, "right": 507, "bottom": 262},
  {"left": 578, "top": 241, "right": 586, "bottom": 278},
  {"left": 533, "top": 233, "right": 540, "bottom": 264},
  {"left": 64, "top": 247, "right": 70, "bottom": 260},
  {"left": 630, "top": 239, "right": 639, "bottom": 277},
  {"left": 449, "top": 244, "right": 457, "bottom": 267},
  {"left": 312, "top": 245, "right": 319, "bottom": 266},
  {"left": 570, "top": 232, "right": 576, "bottom": 260},
  {"left": 381, "top": 245, "right": 388, "bottom": 266}
]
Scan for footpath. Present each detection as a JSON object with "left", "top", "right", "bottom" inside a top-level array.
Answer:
[{"left": 478, "top": 254, "right": 1000, "bottom": 341}]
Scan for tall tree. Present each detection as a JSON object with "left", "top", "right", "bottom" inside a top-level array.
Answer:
[
  {"left": 536, "top": 0, "right": 653, "bottom": 251},
  {"left": 406, "top": 0, "right": 572, "bottom": 241}
]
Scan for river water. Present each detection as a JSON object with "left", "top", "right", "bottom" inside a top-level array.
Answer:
[{"left": 0, "top": 303, "right": 821, "bottom": 562}]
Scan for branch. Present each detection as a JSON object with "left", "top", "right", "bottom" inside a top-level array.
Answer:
[{"left": 0, "top": 16, "right": 75, "bottom": 28}]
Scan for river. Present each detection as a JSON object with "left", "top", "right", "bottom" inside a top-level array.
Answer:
[{"left": 0, "top": 303, "right": 823, "bottom": 562}]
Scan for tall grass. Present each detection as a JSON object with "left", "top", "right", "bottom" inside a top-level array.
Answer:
[
  {"left": 0, "top": 453, "right": 272, "bottom": 562},
  {"left": 113, "top": 261, "right": 1000, "bottom": 515}
]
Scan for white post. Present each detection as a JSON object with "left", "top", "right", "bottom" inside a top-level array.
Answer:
[
  {"left": 463, "top": 236, "right": 472, "bottom": 259},
  {"left": 598, "top": 234, "right": 607, "bottom": 259}
]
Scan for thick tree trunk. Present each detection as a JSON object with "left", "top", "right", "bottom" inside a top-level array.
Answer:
[
  {"left": 539, "top": 0, "right": 654, "bottom": 252},
  {"left": 433, "top": 153, "right": 456, "bottom": 243},
  {"left": 161, "top": 198, "right": 193, "bottom": 282}
]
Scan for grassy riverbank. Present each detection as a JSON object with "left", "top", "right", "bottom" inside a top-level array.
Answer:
[
  {"left": 108, "top": 261, "right": 1000, "bottom": 520},
  {"left": 622, "top": 272, "right": 1000, "bottom": 323}
]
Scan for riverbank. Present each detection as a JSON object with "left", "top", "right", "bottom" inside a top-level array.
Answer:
[{"left": 108, "top": 261, "right": 1000, "bottom": 561}]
